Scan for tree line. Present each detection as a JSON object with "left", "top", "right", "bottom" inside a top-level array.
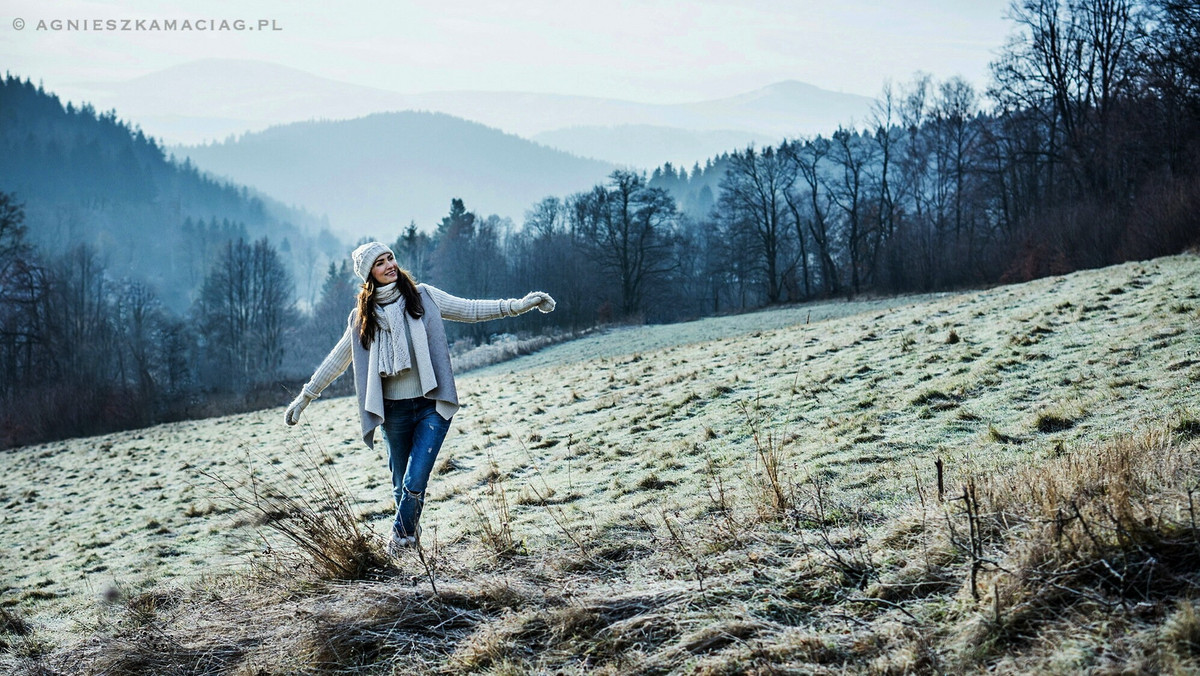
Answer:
[
  {"left": 414, "top": 0, "right": 1198, "bottom": 322},
  {"left": 656, "top": 0, "right": 1200, "bottom": 307},
  {"left": 0, "top": 194, "right": 303, "bottom": 446},
  {"left": 2, "top": 0, "right": 1197, "bottom": 448},
  {"left": 0, "top": 73, "right": 340, "bottom": 309}
]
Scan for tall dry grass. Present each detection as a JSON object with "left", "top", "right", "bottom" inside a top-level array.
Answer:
[
  {"left": 948, "top": 423, "right": 1200, "bottom": 663},
  {"left": 866, "top": 418, "right": 1200, "bottom": 671},
  {"left": 738, "top": 398, "right": 794, "bottom": 521},
  {"left": 202, "top": 444, "right": 392, "bottom": 582},
  {"left": 468, "top": 456, "right": 523, "bottom": 559}
]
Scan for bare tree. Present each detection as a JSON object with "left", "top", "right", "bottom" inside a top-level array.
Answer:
[
  {"left": 717, "top": 146, "right": 797, "bottom": 303},
  {"left": 195, "top": 238, "right": 295, "bottom": 389},
  {"left": 116, "top": 279, "right": 164, "bottom": 402},
  {"left": 44, "top": 245, "right": 117, "bottom": 384},
  {"left": 829, "top": 128, "right": 878, "bottom": 295},
  {"left": 991, "top": 0, "right": 1139, "bottom": 194},
  {"left": 515, "top": 197, "right": 598, "bottom": 328},
  {"left": 251, "top": 238, "right": 294, "bottom": 379},
  {"left": 790, "top": 138, "right": 841, "bottom": 296},
  {"left": 575, "top": 170, "right": 678, "bottom": 318}
]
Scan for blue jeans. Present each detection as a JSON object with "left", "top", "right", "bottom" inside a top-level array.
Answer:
[{"left": 379, "top": 397, "right": 451, "bottom": 537}]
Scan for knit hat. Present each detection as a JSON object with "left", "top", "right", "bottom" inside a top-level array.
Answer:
[{"left": 351, "top": 241, "right": 394, "bottom": 282}]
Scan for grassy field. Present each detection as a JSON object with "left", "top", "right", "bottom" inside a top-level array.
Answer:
[{"left": 2, "top": 254, "right": 1198, "bottom": 674}]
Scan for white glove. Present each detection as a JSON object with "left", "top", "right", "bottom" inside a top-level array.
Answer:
[
  {"left": 284, "top": 391, "right": 316, "bottom": 426},
  {"left": 510, "top": 292, "right": 556, "bottom": 315}
]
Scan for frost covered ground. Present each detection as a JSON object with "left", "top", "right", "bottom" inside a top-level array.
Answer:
[
  {"left": 0, "top": 293, "right": 936, "bottom": 620},
  {"left": 2, "top": 255, "right": 1198, "bottom": 673}
]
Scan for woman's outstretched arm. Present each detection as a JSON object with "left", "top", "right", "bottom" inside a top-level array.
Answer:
[{"left": 423, "top": 284, "right": 554, "bottom": 323}]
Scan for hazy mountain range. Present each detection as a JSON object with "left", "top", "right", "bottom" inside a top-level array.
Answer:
[
  {"left": 172, "top": 112, "right": 615, "bottom": 238},
  {"left": 66, "top": 59, "right": 877, "bottom": 168},
  {"left": 27, "top": 58, "right": 880, "bottom": 244},
  {"left": 531, "top": 125, "right": 782, "bottom": 169}
]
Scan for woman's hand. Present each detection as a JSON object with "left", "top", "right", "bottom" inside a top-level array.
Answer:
[
  {"left": 533, "top": 292, "right": 555, "bottom": 313},
  {"left": 511, "top": 292, "right": 556, "bottom": 315},
  {"left": 284, "top": 391, "right": 316, "bottom": 425}
]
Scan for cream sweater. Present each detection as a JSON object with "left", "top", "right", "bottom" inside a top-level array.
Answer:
[{"left": 382, "top": 316, "right": 423, "bottom": 400}]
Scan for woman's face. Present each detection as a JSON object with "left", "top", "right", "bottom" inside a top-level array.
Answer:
[{"left": 370, "top": 252, "right": 400, "bottom": 285}]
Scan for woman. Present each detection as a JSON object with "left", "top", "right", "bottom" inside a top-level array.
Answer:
[{"left": 284, "top": 241, "right": 555, "bottom": 555}]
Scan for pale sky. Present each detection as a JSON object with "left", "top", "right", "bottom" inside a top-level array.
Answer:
[{"left": 4, "top": 0, "right": 1014, "bottom": 103}]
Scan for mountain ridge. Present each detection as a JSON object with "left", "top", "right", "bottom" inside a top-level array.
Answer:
[
  {"left": 64, "top": 58, "right": 877, "bottom": 164},
  {"left": 172, "top": 109, "right": 616, "bottom": 239}
]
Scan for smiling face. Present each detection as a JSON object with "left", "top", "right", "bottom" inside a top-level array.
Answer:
[{"left": 370, "top": 252, "right": 399, "bottom": 285}]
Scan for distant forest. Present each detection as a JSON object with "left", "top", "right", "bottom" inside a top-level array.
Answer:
[
  {"left": 0, "top": 75, "right": 342, "bottom": 308},
  {"left": 2, "top": 0, "right": 1198, "bottom": 448}
]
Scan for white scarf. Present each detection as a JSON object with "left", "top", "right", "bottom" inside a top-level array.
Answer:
[{"left": 373, "top": 282, "right": 412, "bottom": 378}]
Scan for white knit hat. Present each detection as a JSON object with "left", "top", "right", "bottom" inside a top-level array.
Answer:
[{"left": 351, "top": 241, "right": 394, "bottom": 282}]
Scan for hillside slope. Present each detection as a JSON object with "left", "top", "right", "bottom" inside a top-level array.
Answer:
[
  {"left": 0, "top": 75, "right": 337, "bottom": 307},
  {"left": 2, "top": 255, "right": 1198, "bottom": 673}
]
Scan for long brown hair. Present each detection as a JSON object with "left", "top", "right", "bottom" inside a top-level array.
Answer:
[{"left": 355, "top": 268, "right": 425, "bottom": 349}]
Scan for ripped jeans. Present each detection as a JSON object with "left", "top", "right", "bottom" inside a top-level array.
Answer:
[{"left": 379, "top": 397, "right": 452, "bottom": 537}]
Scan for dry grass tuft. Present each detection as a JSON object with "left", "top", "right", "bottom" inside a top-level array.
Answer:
[
  {"left": 202, "top": 445, "right": 392, "bottom": 582},
  {"left": 636, "top": 472, "right": 675, "bottom": 490},
  {"left": 1173, "top": 410, "right": 1200, "bottom": 441},
  {"left": 935, "top": 425, "right": 1200, "bottom": 667},
  {"left": 1031, "top": 400, "right": 1087, "bottom": 434},
  {"left": 39, "top": 574, "right": 537, "bottom": 675},
  {"left": 1162, "top": 600, "right": 1200, "bottom": 658},
  {"left": 989, "top": 433, "right": 1197, "bottom": 597},
  {"left": 676, "top": 619, "right": 764, "bottom": 655},
  {"left": 985, "top": 424, "right": 1020, "bottom": 444},
  {"left": 290, "top": 589, "right": 482, "bottom": 671},
  {"left": 0, "top": 608, "right": 29, "bottom": 638},
  {"left": 0, "top": 607, "right": 40, "bottom": 668},
  {"left": 70, "top": 630, "right": 245, "bottom": 676},
  {"left": 911, "top": 388, "right": 956, "bottom": 407},
  {"left": 459, "top": 588, "right": 688, "bottom": 672},
  {"left": 469, "top": 459, "right": 524, "bottom": 558},
  {"left": 1033, "top": 410, "right": 1075, "bottom": 433}
]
